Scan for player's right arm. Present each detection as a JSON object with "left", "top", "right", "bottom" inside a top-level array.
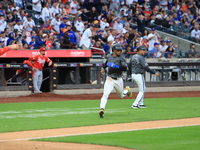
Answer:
[
  {"left": 140, "top": 57, "right": 156, "bottom": 74},
  {"left": 127, "top": 56, "right": 132, "bottom": 76},
  {"left": 100, "top": 60, "right": 108, "bottom": 75},
  {"left": 23, "top": 60, "right": 34, "bottom": 68}
]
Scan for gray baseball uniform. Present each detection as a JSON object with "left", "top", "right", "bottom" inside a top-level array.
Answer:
[
  {"left": 128, "top": 53, "right": 156, "bottom": 107},
  {"left": 100, "top": 53, "right": 128, "bottom": 110}
]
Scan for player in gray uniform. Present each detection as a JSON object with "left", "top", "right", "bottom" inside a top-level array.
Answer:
[
  {"left": 128, "top": 46, "right": 159, "bottom": 108},
  {"left": 99, "top": 44, "right": 132, "bottom": 118}
]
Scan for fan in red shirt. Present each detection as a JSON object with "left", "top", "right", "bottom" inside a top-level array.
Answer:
[
  {"left": 91, "top": 40, "right": 105, "bottom": 57},
  {"left": 33, "top": 47, "right": 53, "bottom": 93},
  {"left": 143, "top": 6, "right": 152, "bottom": 21}
]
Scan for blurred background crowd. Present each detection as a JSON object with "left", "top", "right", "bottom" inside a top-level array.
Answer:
[{"left": 0, "top": 0, "right": 200, "bottom": 59}]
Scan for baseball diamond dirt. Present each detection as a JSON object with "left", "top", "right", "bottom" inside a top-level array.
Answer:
[{"left": 0, "top": 91, "right": 200, "bottom": 150}]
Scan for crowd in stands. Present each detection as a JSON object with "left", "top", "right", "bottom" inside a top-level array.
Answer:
[{"left": 0, "top": 0, "right": 199, "bottom": 59}]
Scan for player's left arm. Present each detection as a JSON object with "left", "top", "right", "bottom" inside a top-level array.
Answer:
[
  {"left": 46, "top": 58, "right": 53, "bottom": 66},
  {"left": 140, "top": 58, "right": 156, "bottom": 74},
  {"left": 119, "top": 57, "right": 127, "bottom": 71}
]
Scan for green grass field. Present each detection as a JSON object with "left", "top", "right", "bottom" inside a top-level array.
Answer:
[
  {"left": 36, "top": 125, "right": 200, "bottom": 150},
  {"left": 1, "top": 97, "right": 200, "bottom": 150},
  {"left": 0, "top": 97, "right": 199, "bottom": 133}
]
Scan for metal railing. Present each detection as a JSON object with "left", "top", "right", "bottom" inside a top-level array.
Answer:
[{"left": 52, "top": 62, "right": 200, "bottom": 90}]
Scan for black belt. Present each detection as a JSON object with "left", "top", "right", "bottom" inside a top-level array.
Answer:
[
  {"left": 134, "top": 73, "right": 143, "bottom": 75},
  {"left": 111, "top": 77, "right": 119, "bottom": 80}
]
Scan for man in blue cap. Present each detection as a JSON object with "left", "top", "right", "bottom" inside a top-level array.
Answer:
[
  {"left": 148, "top": 42, "right": 161, "bottom": 58},
  {"left": 59, "top": 16, "right": 71, "bottom": 35}
]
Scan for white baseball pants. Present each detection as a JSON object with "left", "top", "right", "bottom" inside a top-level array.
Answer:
[
  {"left": 100, "top": 76, "right": 127, "bottom": 109},
  {"left": 132, "top": 74, "right": 146, "bottom": 106}
]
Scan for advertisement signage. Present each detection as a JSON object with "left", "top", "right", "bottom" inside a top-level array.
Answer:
[{"left": 0, "top": 49, "right": 92, "bottom": 58}]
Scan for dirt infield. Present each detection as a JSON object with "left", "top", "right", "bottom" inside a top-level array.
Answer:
[
  {"left": 0, "top": 91, "right": 200, "bottom": 103},
  {"left": 0, "top": 91, "right": 200, "bottom": 150}
]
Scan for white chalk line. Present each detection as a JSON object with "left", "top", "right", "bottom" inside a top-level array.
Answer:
[
  {"left": 0, "top": 108, "right": 126, "bottom": 119},
  {"left": 0, "top": 124, "right": 200, "bottom": 142}
]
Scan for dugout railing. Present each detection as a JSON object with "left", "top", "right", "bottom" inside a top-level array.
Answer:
[
  {"left": 0, "top": 64, "right": 52, "bottom": 92},
  {"left": 0, "top": 62, "right": 200, "bottom": 91},
  {"left": 52, "top": 62, "right": 200, "bottom": 90}
]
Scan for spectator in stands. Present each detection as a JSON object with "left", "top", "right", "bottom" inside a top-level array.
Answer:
[
  {"left": 6, "top": 32, "right": 15, "bottom": 46},
  {"left": 0, "top": 15, "right": 7, "bottom": 32},
  {"left": 100, "top": 18, "right": 109, "bottom": 30},
  {"left": 41, "top": 2, "right": 52, "bottom": 22},
  {"left": 74, "top": 16, "right": 85, "bottom": 35},
  {"left": 0, "top": 40, "right": 5, "bottom": 48},
  {"left": 109, "top": 0, "right": 120, "bottom": 11},
  {"left": 186, "top": 9, "right": 194, "bottom": 22},
  {"left": 142, "top": 29, "right": 149, "bottom": 39},
  {"left": 58, "top": 3, "right": 66, "bottom": 17},
  {"left": 60, "top": 29, "right": 71, "bottom": 49},
  {"left": 107, "top": 29, "right": 116, "bottom": 44},
  {"left": 113, "top": 17, "right": 123, "bottom": 34},
  {"left": 159, "top": 0, "right": 168, "bottom": 10},
  {"left": 21, "top": 35, "right": 28, "bottom": 46},
  {"left": 59, "top": 17, "right": 69, "bottom": 35},
  {"left": 96, "top": 30, "right": 106, "bottom": 46},
  {"left": 104, "top": 40, "right": 113, "bottom": 55},
  {"left": 124, "top": 45, "right": 132, "bottom": 58},
  {"left": 149, "top": 14, "right": 156, "bottom": 25},
  {"left": 120, "top": 16, "right": 129, "bottom": 27},
  {"left": 64, "top": 3, "right": 70, "bottom": 15},
  {"left": 117, "top": 9, "right": 126, "bottom": 18},
  {"left": 187, "top": 0, "right": 198, "bottom": 15},
  {"left": 94, "top": 0, "right": 104, "bottom": 15},
  {"left": 29, "top": 36, "right": 37, "bottom": 49},
  {"left": 79, "top": 8, "right": 89, "bottom": 23},
  {"left": 79, "top": 24, "right": 96, "bottom": 49},
  {"left": 0, "top": 31, "right": 8, "bottom": 46},
  {"left": 32, "top": 0, "right": 42, "bottom": 13},
  {"left": 180, "top": 21, "right": 191, "bottom": 39},
  {"left": 121, "top": 23, "right": 131, "bottom": 34},
  {"left": 113, "top": 36, "right": 120, "bottom": 44},
  {"left": 132, "top": 41, "right": 140, "bottom": 54},
  {"left": 14, "top": 19, "right": 23, "bottom": 34},
  {"left": 35, "top": 30, "right": 45, "bottom": 48},
  {"left": 187, "top": 43, "right": 198, "bottom": 58},
  {"left": 0, "top": 2, "right": 6, "bottom": 19},
  {"left": 22, "top": 43, "right": 29, "bottom": 49},
  {"left": 50, "top": 2, "right": 60, "bottom": 18},
  {"left": 23, "top": 15, "right": 35, "bottom": 32},
  {"left": 69, "top": 0, "right": 80, "bottom": 16},
  {"left": 164, "top": 46, "right": 175, "bottom": 58},
  {"left": 65, "top": 24, "right": 77, "bottom": 48},
  {"left": 88, "top": 6, "right": 98, "bottom": 23},
  {"left": 91, "top": 39, "right": 104, "bottom": 57},
  {"left": 159, "top": 40, "right": 167, "bottom": 55},
  {"left": 51, "top": 13, "right": 61, "bottom": 38},
  {"left": 143, "top": 5, "right": 152, "bottom": 23},
  {"left": 137, "top": 14, "right": 146, "bottom": 35},
  {"left": 26, "top": 30, "right": 36, "bottom": 43},
  {"left": 190, "top": 22, "right": 200, "bottom": 43},
  {"left": 147, "top": 28, "right": 160, "bottom": 51},
  {"left": 148, "top": 42, "right": 161, "bottom": 58},
  {"left": 19, "top": 10, "right": 27, "bottom": 23}
]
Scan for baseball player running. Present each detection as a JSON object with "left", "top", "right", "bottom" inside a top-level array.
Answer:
[
  {"left": 99, "top": 44, "right": 132, "bottom": 118},
  {"left": 33, "top": 47, "right": 53, "bottom": 93},
  {"left": 128, "top": 46, "right": 159, "bottom": 108}
]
